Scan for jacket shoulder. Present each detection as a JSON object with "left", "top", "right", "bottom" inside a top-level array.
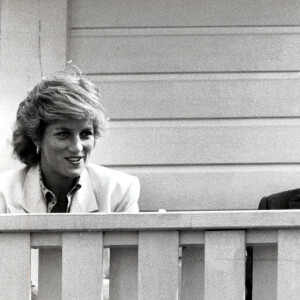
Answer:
[
  {"left": 86, "top": 164, "right": 136, "bottom": 184},
  {"left": 0, "top": 167, "right": 28, "bottom": 191},
  {"left": 0, "top": 167, "right": 29, "bottom": 213},
  {"left": 86, "top": 164, "right": 140, "bottom": 212},
  {"left": 259, "top": 188, "right": 300, "bottom": 210}
]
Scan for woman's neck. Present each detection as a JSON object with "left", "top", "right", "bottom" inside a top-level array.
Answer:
[{"left": 40, "top": 166, "right": 76, "bottom": 199}]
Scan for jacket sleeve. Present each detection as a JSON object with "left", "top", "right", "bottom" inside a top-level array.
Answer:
[
  {"left": 115, "top": 176, "right": 140, "bottom": 212},
  {"left": 258, "top": 197, "right": 268, "bottom": 210}
]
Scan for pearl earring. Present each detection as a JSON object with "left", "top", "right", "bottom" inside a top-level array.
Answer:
[{"left": 36, "top": 146, "right": 40, "bottom": 155}]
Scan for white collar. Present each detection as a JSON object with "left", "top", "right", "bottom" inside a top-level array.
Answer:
[{"left": 18, "top": 165, "right": 99, "bottom": 213}]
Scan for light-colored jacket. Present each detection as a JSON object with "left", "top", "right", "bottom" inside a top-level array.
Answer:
[{"left": 0, "top": 163, "right": 140, "bottom": 214}]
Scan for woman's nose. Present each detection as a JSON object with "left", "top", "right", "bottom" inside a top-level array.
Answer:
[{"left": 69, "top": 136, "right": 83, "bottom": 153}]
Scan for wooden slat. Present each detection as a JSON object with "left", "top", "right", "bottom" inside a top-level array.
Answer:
[
  {"left": 69, "top": 27, "right": 300, "bottom": 73},
  {"left": 70, "top": 0, "right": 300, "bottom": 27},
  {"left": 252, "top": 245, "right": 277, "bottom": 300},
  {"left": 181, "top": 247, "right": 204, "bottom": 300},
  {"left": 92, "top": 73, "right": 300, "bottom": 120},
  {"left": 277, "top": 229, "right": 300, "bottom": 300},
  {"left": 92, "top": 119, "right": 300, "bottom": 165},
  {"left": 110, "top": 248, "right": 138, "bottom": 300},
  {"left": 62, "top": 232, "right": 103, "bottom": 300},
  {"left": 39, "top": 249, "right": 62, "bottom": 300},
  {"left": 204, "top": 231, "right": 245, "bottom": 300},
  {"left": 138, "top": 231, "right": 179, "bottom": 300},
  {"left": 0, "top": 233, "right": 30, "bottom": 300},
  {"left": 114, "top": 165, "right": 300, "bottom": 211}
]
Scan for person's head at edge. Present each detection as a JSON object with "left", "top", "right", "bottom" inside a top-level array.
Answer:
[{"left": 12, "top": 66, "right": 109, "bottom": 194}]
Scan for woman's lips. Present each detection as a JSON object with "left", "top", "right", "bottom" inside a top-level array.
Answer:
[{"left": 65, "top": 157, "right": 83, "bottom": 165}]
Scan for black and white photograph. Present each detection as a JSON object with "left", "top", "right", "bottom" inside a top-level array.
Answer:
[{"left": 0, "top": 1, "right": 299, "bottom": 299}]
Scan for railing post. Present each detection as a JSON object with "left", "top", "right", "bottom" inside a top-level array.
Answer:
[
  {"left": 205, "top": 230, "right": 246, "bottom": 300},
  {"left": 62, "top": 232, "right": 104, "bottom": 300},
  {"left": 0, "top": 233, "right": 31, "bottom": 300},
  {"left": 138, "top": 231, "right": 179, "bottom": 300},
  {"left": 277, "top": 229, "right": 300, "bottom": 300}
]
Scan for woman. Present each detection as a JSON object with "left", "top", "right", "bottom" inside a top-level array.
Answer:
[{"left": 0, "top": 67, "right": 140, "bottom": 214}]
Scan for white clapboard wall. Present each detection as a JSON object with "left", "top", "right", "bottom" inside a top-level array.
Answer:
[{"left": 68, "top": 0, "right": 300, "bottom": 211}]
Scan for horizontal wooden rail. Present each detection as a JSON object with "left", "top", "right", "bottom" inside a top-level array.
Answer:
[
  {"left": 0, "top": 210, "right": 299, "bottom": 231},
  {"left": 0, "top": 211, "right": 299, "bottom": 300},
  {"left": 30, "top": 229, "right": 279, "bottom": 248}
]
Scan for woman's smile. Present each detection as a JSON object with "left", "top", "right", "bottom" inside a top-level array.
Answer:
[
  {"left": 65, "top": 156, "right": 84, "bottom": 166},
  {"left": 66, "top": 157, "right": 83, "bottom": 162}
]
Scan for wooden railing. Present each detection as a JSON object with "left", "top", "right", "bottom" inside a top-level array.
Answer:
[{"left": 0, "top": 211, "right": 299, "bottom": 300}]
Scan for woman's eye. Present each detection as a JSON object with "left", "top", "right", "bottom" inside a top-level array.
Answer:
[
  {"left": 81, "top": 131, "right": 93, "bottom": 138},
  {"left": 56, "top": 132, "right": 69, "bottom": 138}
]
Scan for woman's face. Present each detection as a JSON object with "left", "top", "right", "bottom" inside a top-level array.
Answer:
[{"left": 40, "top": 118, "right": 95, "bottom": 181}]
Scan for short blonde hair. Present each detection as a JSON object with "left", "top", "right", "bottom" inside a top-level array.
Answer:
[{"left": 13, "top": 67, "right": 109, "bottom": 166}]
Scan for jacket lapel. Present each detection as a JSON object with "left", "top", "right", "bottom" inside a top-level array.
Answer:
[
  {"left": 69, "top": 168, "right": 99, "bottom": 213},
  {"left": 20, "top": 165, "right": 47, "bottom": 213}
]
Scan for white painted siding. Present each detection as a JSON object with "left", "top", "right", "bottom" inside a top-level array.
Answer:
[
  {"left": 1, "top": 1, "right": 299, "bottom": 210},
  {"left": 68, "top": 0, "right": 300, "bottom": 210}
]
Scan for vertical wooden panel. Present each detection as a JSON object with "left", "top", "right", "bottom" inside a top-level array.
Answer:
[
  {"left": 62, "top": 232, "right": 103, "bottom": 300},
  {"left": 38, "top": 249, "right": 62, "bottom": 300},
  {"left": 0, "top": 233, "right": 31, "bottom": 300},
  {"left": 39, "top": 0, "right": 67, "bottom": 76},
  {"left": 205, "top": 231, "right": 245, "bottom": 300},
  {"left": 253, "top": 245, "right": 277, "bottom": 300},
  {"left": 138, "top": 231, "right": 179, "bottom": 300},
  {"left": 277, "top": 229, "right": 300, "bottom": 300},
  {"left": 0, "top": 0, "right": 67, "bottom": 172},
  {"left": 0, "top": 0, "right": 39, "bottom": 172},
  {"left": 181, "top": 247, "right": 204, "bottom": 300},
  {"left": 110, "top": 248, "right": 138, "bottom": 300}
]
